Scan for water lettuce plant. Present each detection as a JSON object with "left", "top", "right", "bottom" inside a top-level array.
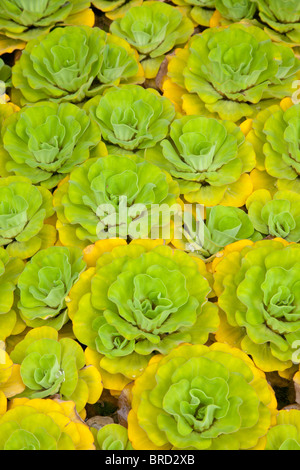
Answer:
[
  {"left": 17, "top": 246, "right": 86, "bottom": 330},
  {"left": 164, "top": 23, "right": 300, "bottom": 122},
  {"left": 215, "top": 0, "right": 257, "bottom": 22},
  {"left": 0, "top": 102, "right": 101, "bottom": 189},
  {"left": 246, "top": 101, "right": 300, "bottom": 194},
  {"left": 128, "top": 342, "right": 277, "bottom": 450},
  {"left": 92, "top": 423, "right": 133, "bottom": 450},
  {"left": 10, "top": 326, "right": 102, "bottom": 416},
  {"left": 246, "top": 189, "right": 300, "bottom": 242},
  {"left": 0, "top": 0, "right": 95, "bottom": 54},
  {"left": 68, "top": 241, "right": 219, "bottom": 390},
  {"left": 145, "top": 115, "right": 256, "bottom": 206},
  {"left": 53, "top": 154, "right": 179, "bottom": 247},
  {"left": 265, "top": 410, "right": 300, "bottom": 450},
  {"left": 172, "top": 205, "right": 261, "bottom": 259},
  {"left": 12, "top": 26, "right": 144, "bottom": 105},
  {"left": 251, "top": 0, "right": 300, "bottom": 47},
  {"left": 0, "top": 248, "right": 24, "bottom": 341},
  {"left": 85, "top": 85, "right": 175, "bottom": 152},
  {"left": 0, "top": 176, "right": 56, "bottom": 259},
  {"left": 213, "top": 239, "right": 300, "bottom": 373},
  {"left": 110, "top": 1, "right": 194, "bottom": 78},
  {"left": 0, "top": 398, "right": 95, "bottom": 450}
]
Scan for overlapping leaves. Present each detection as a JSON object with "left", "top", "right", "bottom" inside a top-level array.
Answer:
[
  {"left": 165, "top": 23, "right": 300, "bottom": 122},
  {"left": 17, "top": 246, "right": 86, "bottom": 329},
  {"left": 0, "top": 102, "right": 101, "bottom": 188},
  {"left": 12, "top": 26, "right": 144, "bottom": 105},
  {"left": 128, "top": 343, "right": 276, "bottom": 450},
  {"left": 145, "top": 114, "right": 255, "bottom": 206},
  {"left": 69, "top": 243, "right": 219, "bottom": 387}
]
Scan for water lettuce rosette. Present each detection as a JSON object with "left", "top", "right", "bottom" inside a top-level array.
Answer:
[
  {"left": 265, "top": 410, "right": 300, "bottom": 450},
  {"left": 214, "top": 0, "right": 257, "bottom": 23},
  {"left": 0, "top": 248, "right": 24, "bottom": 341},
  {"left": 0, "top": 176, "right": 56, "bottom": 260},
  {"left": 251, "top": 0, "right": 300, "bottom": 47},
  {"left": 93, "top": 32, "right": 145, "bottom": 90},
  {"left": 172, "top": 0, "right": 216, "bottom": 27},
  {"left": 92, "top": 0, "right": 143, "bottom": 20},
  {"left": 128, "top": 342, "right": 277, "bottom": 450},
  {"left": 0, "top": 397, "right": 95, "bottom": 450},
  {"left": 9, "top": 326, "right": 102, "bottom": 416},
  {"left": 246, "top": 189, "right": 300, "bottom": 242},
  {"left": 0, "top": 348, "right": 25, "bottom": 416},
  {"left": 0, "top": 0, "right": 95, "bottom": 55},
  {"left": 92, "top": 423, "right": 133, "bottom": 450},
  {"left": 213, "top": 239, "right": 300, "bottom": 373},
  {"left": 172, "top": 205, "right": 261, "bottom": 259},
  {"left": 145, "top": 115, "right": 255, "bottom": 206},
  {"left": 17, "top": 246, "right": 86, "bottom": 330},
  {"left": 0, "top": 102, "right": 102, "bottom": 189},
  {"left": 164, "top": 23, "right": 300, "bottom": 122},
  {"left": 53, "top": 154, "right": 180, "bottom": 247},
  {"left": 246, "top": 101, "right": 300, "bottom": 194},
  {"left": 68, "top": 241, "right": 219, "bottom": 390},
  {"left": 85, "top": 85, "right": 175, "bottom": 152},
  {"left": 12, "top": 26, "right": 144, "bottom": 105},
  {"left": 110, "top": 1, "right": 194, "bottom": 78}
]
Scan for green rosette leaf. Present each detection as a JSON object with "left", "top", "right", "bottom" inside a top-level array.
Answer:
[
  {"left": 128, "top": 343, "right": 277, "bottom": 450},
  {"left": 246, "top": 102, "right": 300, "bottom": 191},
  {"left": 265, "top": 410, "right": 300, "bottom": 450},
  {"left": 0, "top": 101, "right": 101, "bottom": 188},
  {"left": 10, "top": 326, "right": 102, "bottom": 413},
  {"left": 145, "top": 114, "right": 255, "bottom": 206},
  {"left": 264, "top": 105, "right": 300, "bottom": 181},
  {"left": 85, "top": 85, "right": 175, "bottom": 151},
  {"left": 71, "top": 243, "right": 219, "bottom": 381},
  {"left": 17, "top": 246, "right": 86, "bottom": 329},
  {"left": 110, "top": 1, "right": 194, "bottom": 78},
  {"left": 247, "top": 189, "right": 300, "bottom": 242},
  {"left": 0, "top": 0, "right": 94, "bottom": 45},
  {"left": 175, "top": 205, "right": 261, "bottom": 259},
  {"left": 251, "top": 0, "right": 300, "bottom": 47},
  {"left": 167, "top": 23, "right": 300, "bottom": 122},
  {"left": 216, "top": 0, "right": 257, "bottom": 22},
  {"left": 92, "top": 424, "right": 133, "bottom": 450},
  {"left": 0, "top": 176, "right": 56, "bottom": 260},
  {"left": 12, "top": 26, "right": 144, "bottom": 105},
  {"left": 214, "top": 239, "right": 300, "bottom": 373},
  {"left": 53, "top": 154, "right": 180, "bottom": 246}
]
